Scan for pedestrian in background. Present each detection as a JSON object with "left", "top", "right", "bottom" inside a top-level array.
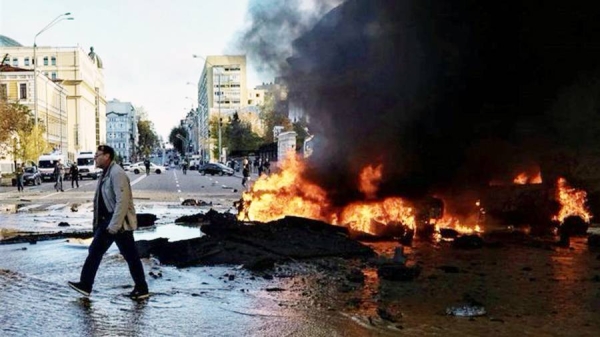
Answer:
[
  {"left": 54, "top": 159, "right": 64, "bottom": 192},
  {"left": 144, "top": 158, "right": 151, "bottom": 176},
  {"left": 263, "top": 158, "right": 271, "bottom": 175},
  {"left": 242, "top": 158, "right": 250, "bottom": 189},
  {"left": 15, "top": 163, "right": 24, "bottom": 192},
  {"left": 70, "top": 162, "right": 80, "bottom": 188},
  {"left": 68, "top": 145, "right": 149, "bottom": 300},
  {"left": 181, "top": 158, "right": 188, "bottom": 175}
]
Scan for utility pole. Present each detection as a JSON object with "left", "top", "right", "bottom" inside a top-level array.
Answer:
[{"left": 217, "top": 66, "right": 222, "bottom": 163}]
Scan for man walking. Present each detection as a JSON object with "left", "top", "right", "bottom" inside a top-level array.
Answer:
[
  {"left": 68, "top": 145, "right": 149, "bottom": 300},
  {"left": 70, "top": 162, "right": 80, "bottom": 188},
  {"left": 53, "top": 159, "right": 64, "bottom": 192}
]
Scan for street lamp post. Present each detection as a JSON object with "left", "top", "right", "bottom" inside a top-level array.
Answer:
[
  {"left": 33, "top": 12, "right": 73, "bottom": 127},
  {"left": 217, "top": 69, "right": 222, "bottom": 162}
]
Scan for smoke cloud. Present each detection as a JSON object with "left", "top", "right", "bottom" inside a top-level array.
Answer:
[
  {"left": 240, "top": 0, "right": 600, "bottom": 210},
  {"left": 236, "top": 0, "right": 343, "bottom": 76}
]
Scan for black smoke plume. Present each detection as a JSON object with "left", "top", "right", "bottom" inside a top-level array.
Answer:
[
  {"left": 286, "top": 0, "right": 600, "bottom": 209},
  {"left": 238, "top": 0, "right": 600, "bottom": 216}
]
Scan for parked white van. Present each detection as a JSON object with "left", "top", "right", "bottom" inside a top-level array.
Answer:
[
  {"left": 76, "top": 151, "right": 102, "bottom": 180},
  {"left": 38, "top": 153, "right": 67, "bottom": 182}
]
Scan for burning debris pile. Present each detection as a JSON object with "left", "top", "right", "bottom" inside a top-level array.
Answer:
[
  {"left": 138, "top": 212, "right": 374, "bottom": 270},
  {"left": 237, "top": 154, "right": 592, "bottom": 242}
]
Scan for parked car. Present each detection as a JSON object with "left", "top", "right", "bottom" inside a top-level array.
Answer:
[
  {"left": 129, "top": 161, "right": 166, "bottom": 174},
  {"left": 22, "top": 166, "right": 42, "bottom": 185},
  {"left": 122, "top": 162, "right": 132, "bottom": 171},
  {"left": 198, "top": 163, "right": 234, "bottom": 176}
]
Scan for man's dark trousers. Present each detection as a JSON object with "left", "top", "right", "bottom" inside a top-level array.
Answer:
[{"left": 80, "top": 217, "right": 147, "bottom": 290}]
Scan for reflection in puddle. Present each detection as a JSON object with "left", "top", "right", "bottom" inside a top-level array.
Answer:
[{"left": 134, "top": 224, "right": 203, "bottom": 242}]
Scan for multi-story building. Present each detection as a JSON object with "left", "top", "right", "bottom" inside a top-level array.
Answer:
[
  {"left": 0, "top": 35, "right": 107, "bottom": 161},
  {"left": 106, "top": 99, "right": 138, "bottom": 162},
  {"left": 0, "top": 64, "right": 68, "bottom": 151},
  {"left": 236, "top": 87, "right": 266, "bottom": 137},
  {"left": 197, "top": 55, "right": 247, "bottom": 161}
]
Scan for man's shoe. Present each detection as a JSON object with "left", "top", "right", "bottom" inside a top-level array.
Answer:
[
  {"left": 68, "top": 281, "right": 91, "bottom": 296},
  {"left": 129, "top": 287, "right": 149, "bottom": 300}
]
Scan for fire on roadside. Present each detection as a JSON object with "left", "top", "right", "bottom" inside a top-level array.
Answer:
[
  {"left": 238, "top": 155, "right": 592, "bottom": 236},
  {"left": 513, "top": 171, "right": 542, "bottom": 185},
  {"left": 553, "top": 177, "right": 592, "bottom": 223},
  {"left": 240, "top": 154, "right": 447, "bottom": 235}
]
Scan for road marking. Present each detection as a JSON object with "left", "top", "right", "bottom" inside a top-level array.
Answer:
[
  {"left": 130, "top": 175, "right": 146, "bottom": 186},
  {"left": 46, "top": 203, "right": 70, "bottom": 210},
  {"left": 40, "top": 191, "right": 61, "bottom": 199},
  {"left": 17, "top": 204, "right": 42, "bottom": 212}
]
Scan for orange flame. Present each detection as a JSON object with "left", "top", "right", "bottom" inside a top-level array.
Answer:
[
  {"left": 358, "top": 164, "right": 382, "bottom": 199},
  {"left": 553, "top": 177, "right": 591, "bottom": 223},
  {"left": 433, "top": 217, "right": 482, "bottom": 234},
  {"left": 338, "top": 197, "right": 415, "bottom": 234},
  {"left": 238, "top": 154, "right": 331, "bottom": 223},
  {"left": 513, "top": 172, "right": 542, "bottom": 185},
  {"left": 238, "top": 154, "right": 415, "bottom": 235}
]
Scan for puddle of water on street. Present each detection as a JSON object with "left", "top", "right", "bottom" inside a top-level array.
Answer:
[{"left": 0, "top": 222, "right": 381, "bottom": 337}]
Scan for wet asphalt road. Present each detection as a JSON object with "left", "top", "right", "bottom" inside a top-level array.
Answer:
[
  {"left": 0, "top": 169, "right": 381, "bottom": 337},
  {"left": 0, "top": 167, "right": 248, "bottom": 204}
]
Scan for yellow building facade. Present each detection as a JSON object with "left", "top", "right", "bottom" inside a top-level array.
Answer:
[
  {"left": 0, "top": 65, "right": 68, "bottom": 152},
  {"left": 1, "top": 40, "right": 106, "bottom": 161}
]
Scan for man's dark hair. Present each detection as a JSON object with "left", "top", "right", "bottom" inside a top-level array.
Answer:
[{"left": 97, "top": 145, "right": 115, "bottom": 160}]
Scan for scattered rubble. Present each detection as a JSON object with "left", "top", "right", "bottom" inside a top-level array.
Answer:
[
  {"left": 181, "top": 199, "right": 213, "bottom": 207},
  {"left": 137, "top": 213, "right": 157, "bottom": 228},
  {"left": 136, "top": 215, "right": 375, "bottom": 269}
]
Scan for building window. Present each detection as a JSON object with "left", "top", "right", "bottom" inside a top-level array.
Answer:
[
  {"left": 51, "top": 56, "right": 56, "bottom": 66},
  {"left": 0, "top": 84, "right": 7, "bottom": 99},
  {"left": 24, "top": 57, "right": 30, "bottom": 66},
  {"left": 12, "top": 58, "right": 18, "bottom": 66},
  {"left": 51, "top": 72, "right": 57, "bottom": 80},
  {"left": 43, "top": 57, "right": 48, "bottom": 66},
  {"left": 19, "top": 83, "right": 27, "bottom": 99}
]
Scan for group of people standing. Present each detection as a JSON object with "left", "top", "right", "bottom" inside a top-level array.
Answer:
[
  {"left": 241, "top": 157, "right": 271, "bottom": 190},
  {"left": 52, "top": 159, "right": 81, "bottom": 191}
]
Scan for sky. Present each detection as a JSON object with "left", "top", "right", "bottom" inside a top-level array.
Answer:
[{"left": 0, "top": 0, "right": 272, "bottom": 140}]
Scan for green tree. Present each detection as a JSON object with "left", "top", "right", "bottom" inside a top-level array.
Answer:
[
  {"left": 168, "top": 126, "right": 189, "bottom": 156},
  {"left": 0, "top": 99, "right": 48, "bottom": 164},
  {"left": 137, "top": 119, "right": 158, "bottom": 158},
  {"left": 209, "top": 115, "right": 222, "bottom": 160},
  {"left": 224, "top": 112, "right": 262, "bottom": 153},
  {"left": 16, "top": 125, "right": 48, "bottom": 164}
]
